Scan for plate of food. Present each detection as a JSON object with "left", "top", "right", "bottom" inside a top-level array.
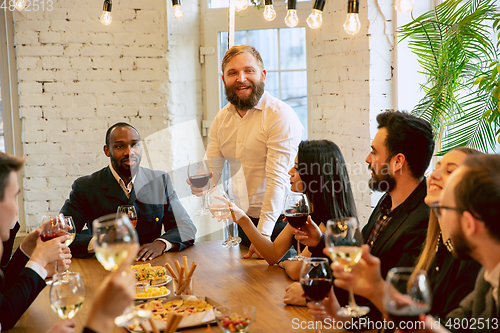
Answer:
[
  {"left": 129, "top": 295, "right": 219, "bottom": 332},
  {"left": 135, "top": 283, "right": 171, "bottom": 300},
  {"left": 132, "top": 263, "right": 172, "bottom": 287}
]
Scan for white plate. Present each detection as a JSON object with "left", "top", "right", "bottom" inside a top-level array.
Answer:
[
  {"left": 150, "top": 275, "right": 172, "bottom": 287},
  {"left": 135, "top": 288, "right": 171, "bottom": 301}
]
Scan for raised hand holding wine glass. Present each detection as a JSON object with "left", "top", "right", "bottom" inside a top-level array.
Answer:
[
  {"left": 325, "top": 217, "right": 370, "bottom": 317},
  {"left": 39, "top": 213, "right": 72, "bottom": 275},
  {"left": 300, "top": 257, "right": 333, "bottom": 333},
  {"left": 207, "top": 186, "right": 241, "bottom": 248},
  {"left": 284, "top": 193, "right": 309, "bottom": 261},
  {"left": 383, "top": 268, "right": 432, "bottom": 332}
]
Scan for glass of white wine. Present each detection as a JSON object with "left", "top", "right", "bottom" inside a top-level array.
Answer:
[
  {"left": 93, "top": 213, "right": 151, "bottom": 327},
  {"left": 50, "top": 272, "right": 85, "bottom": 320},
  {"left": 325, "top": 217, "right": 370, "bottom": 317},
  {"left": 207, "top": 187, "right": 241, "bottom": 248},
  {"left": 59, "top": 216, "right": 76, "bottom": 277}
]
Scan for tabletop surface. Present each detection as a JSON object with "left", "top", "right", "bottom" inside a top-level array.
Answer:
[{"left": 10, "top": 241, "right": 317, "bottom": 333}]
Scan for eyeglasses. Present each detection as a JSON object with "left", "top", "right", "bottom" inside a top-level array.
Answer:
[{"left": 430, "top": 202, "right": 462, "bottom": 219}]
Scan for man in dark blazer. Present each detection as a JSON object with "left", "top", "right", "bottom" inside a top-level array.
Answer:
[
  {"left": 419, "top": 154, "right": 500, "bottom": 333},
  {"left": 61, "top": 122, "right": 196, "bottom": 260}
]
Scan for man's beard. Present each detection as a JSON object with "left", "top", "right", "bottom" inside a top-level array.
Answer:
[
  {"left": 450, "top": 224, "right": 474, "bottom": 261},
  {"left": 225, "top": 79, "right": 265, "bottom": 111},
  {"left": 368, "top": 163, "right": 397, "bottom": 193}
]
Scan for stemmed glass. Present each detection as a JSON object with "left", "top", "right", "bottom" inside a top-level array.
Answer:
[
  {"left": 207, "top": 187, "right": 241, "bottom": 248},
  {"left": 325, "top": 217, "right": 370, "bottom": 317},
  {"left": 50, "top": 272, "right": 85, "bottom": 320},
  {"left": 188, "top": 160, "right": 211, "bottom": 216},
  {"left": 384, "top": 268, "right": 432, "bottom": 332},
  {"left": 93, "top": 213, "right": 151, "bottom": 327},
  {"left": 117, "top": 205, "right": 138, "bottom": 228},
  {"left": 284, "top": 193, "right": 310, "bottom": 261},
  {"left": 59, "top": 216, "right": 76, "bottom": 277},
  {"left": 300, "top": 257, "right": 333, "bottom": 333},
  {"left": 40, "top": 213, "right": 73, "bottom": 274}
]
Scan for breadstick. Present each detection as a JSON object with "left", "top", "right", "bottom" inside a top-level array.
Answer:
[
  {"left": 174, "top": 260, "right": 182, "bottom": 277},
  {"left": 177, "top": 266, "right": 185, "bottom": 291},
  {"left": 165, "top": 263, "right": 178, "bottom": 280},
  {"left": 177, "top": 262, "right": 197, "bottom": 294},
  {"left": 183, "top": 255, "right": 189, "bottom": 273},
  {"left": 148, "top": 317, "right": 159, "bottom": 333},
  {"left": 139, "top": 323, "right": 150, "bottom": 333}
]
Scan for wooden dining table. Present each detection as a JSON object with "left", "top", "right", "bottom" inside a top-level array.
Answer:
[{"left": 10, "top": 241, "right": 320, "bottom": 332}]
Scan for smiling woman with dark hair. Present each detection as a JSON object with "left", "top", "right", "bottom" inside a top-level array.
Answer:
[{"left": 227, "top": 139, "right": 357, "bottom": 284}]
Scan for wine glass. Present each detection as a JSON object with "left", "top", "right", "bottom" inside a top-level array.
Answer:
[
  {"left": 117, "top": 205, "right": 138, "bottom": 228},
  {"left": 300, "top": 257, "right": 333, "bottom": 333},
  {"left": 50, "top": 272, "right": 85, "bottom": 320},
  {"left": 284, "top": 193, "right": 309, "bottom": 261},
  {"left": 384, "top": 268, "right": 432, "bottom": 332},
  {"left": 207, "top": 187, "right": 241, "bottom": 248},
  {"left": 325, "top": 217, "right": 370, "bottom": 317},
  {"left": 40, "top": 213, "right": 72, "bottom": 275},
  {"left": 188, "top": 160, "right": 211, "bottom": 216},
  {"left": 59, "top": 216, "right": 76, "bottom": 277},
  {"left": 93, "top": 213, "right": 151, "bottom": 327}
]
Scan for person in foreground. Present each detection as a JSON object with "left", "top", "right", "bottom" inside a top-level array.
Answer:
[
  {"left": 223, "top": 140, "right": 356, "bottom": 300},
  {"left": 415, "top": 154, "right": 500, "bottom": 333},
  {"left": 61, "top": 122, "right": 196, "bottom": 260},
  {"left": 307, "top": 148, "right": 483, "bottom": 323},
  {"left": 0, "top": 152, "right": 71, "bottom": 330},
  {"left": 192, "top": 44, "right": 303, "bottom": 259},
  {"left": 296, "top": 111, "right": 435, "bottom": 315}
]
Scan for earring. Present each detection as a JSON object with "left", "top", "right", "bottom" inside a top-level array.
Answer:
[{"left": 444, "top": 238, "right": 454, "bottom": 252}]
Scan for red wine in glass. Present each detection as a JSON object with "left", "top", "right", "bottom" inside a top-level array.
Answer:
[
  {"left": 301, "top": 278, "right": 333, "bottom": 301},
  {"left": 189, "top": 174, "right": 211, "bottom": 189},
  {"left": 387, "top": 305, "right": 429, "bottom": 332},
  {"left": 41, "top": 230, "right": 70, "bottom": 242},
  {"left": 285, "top": 213, "right": 308, "bottom": 229}
]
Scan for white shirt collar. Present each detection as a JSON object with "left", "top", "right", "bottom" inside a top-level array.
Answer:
[
  {"left": 109, "top": 163, "right": 137, "bottom": 198},
  {"left": 484, "top": 261, "right": 500, "bottom": 305}
]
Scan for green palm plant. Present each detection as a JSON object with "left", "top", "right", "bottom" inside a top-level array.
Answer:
[{"left": 398, "top": 0, "right": 499, "bottom": 154}]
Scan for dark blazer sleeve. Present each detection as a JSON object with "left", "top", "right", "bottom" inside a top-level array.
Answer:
[
  {"left": 60, "top": 178, "right": 94, "bottom": 257},
  {"left": 0, "top": 252, "right": 46, "bottom": 330},
  {"left": 159, "top": 173, "right": 196, "bottom": 252}
]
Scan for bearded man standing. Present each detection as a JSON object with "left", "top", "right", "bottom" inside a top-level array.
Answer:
[{"left": 194, "top": 45, "right": 303, "bottom": 258}]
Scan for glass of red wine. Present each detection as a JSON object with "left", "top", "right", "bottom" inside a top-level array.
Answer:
[
  {"left": 383, "top": 267, "right": 432, "bottom": 332},
  {"left": 117, "top": 205, "right": 138, "bottom": 228},
  {"left": 188, "top": 160, "right": 211, "bottom": 216},
  {"left": 284, "top": 193, "right": 309, "bottom": 261},
  {"left": 40, "top": 213, "right": 71, "bottom": 275},
  {"left": 300, "top": 257, "right": 333, "bottom": 333}
]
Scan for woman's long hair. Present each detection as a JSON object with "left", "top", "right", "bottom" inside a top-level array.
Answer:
[
  {"left": 297, "top": 140, "right": 357, "bottom": 223},
  {"left": 413, "top": 147, "right": 483, "bottom": 274}
]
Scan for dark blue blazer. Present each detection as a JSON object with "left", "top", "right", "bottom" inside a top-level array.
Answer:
[
  {"left": 61, "top": 166, "right": 197, "bottom": 257},
  {"left": 0, "top": 249, "right": 46, "bottom": 330}
]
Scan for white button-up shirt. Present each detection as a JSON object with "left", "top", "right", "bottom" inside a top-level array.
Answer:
[{"left": 207, "top": 91, "right": 304, "bottom": 236}]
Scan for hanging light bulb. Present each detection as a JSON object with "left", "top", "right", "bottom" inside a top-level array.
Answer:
[
  {"left": 284, "top": 0, "right": 299, "bottom": 28},
  {"left": 14, "top": 0, "right": 26, "bottom": 11},
  {"left": 235, "top": 0, "right": 249, "bottom": 11},
  {"left": 100, "top": 0, "right": 112, "bottom": 26},
  {"left": 172, "top": 0, "right": 184, "bottom": 19},
  {"left": 306, "top": 0, "right": 325, "bottom": 29},
  {"left": 263, "top": 0, "right": 276, "bottom": 21},
  {"left": 395, "top": 0, "right": 414, "bottom": 14},
  {"left": 344, "top": 0, "right": 360, "bottom": 35}
]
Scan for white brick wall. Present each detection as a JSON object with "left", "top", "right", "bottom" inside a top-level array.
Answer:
[{"left": 13, "top": 0, "right": 203, "bottom": 228}]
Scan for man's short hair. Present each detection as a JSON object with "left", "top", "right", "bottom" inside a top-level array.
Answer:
[
  {"left": 105, "top": 122, "right": 139, "bottom": 146},
  {"left": 0, "top": 152, "right": 24, "bottom": 201},
  {"left": 456, "top": 154, "right": 500, "bottom": 241},
  {"left": 376, "top": 111, "right": 435, "bottom": 179},
  {"left": 221, "top": 45, "right": 264, "bottom": 74}
]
